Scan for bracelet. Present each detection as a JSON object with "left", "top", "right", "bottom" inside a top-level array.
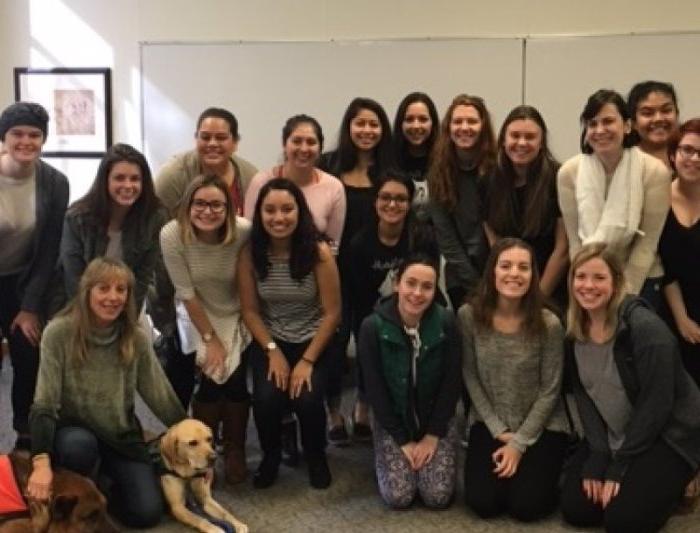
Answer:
[{"left": 301, "top": 356, "right": 315, "bottom": 366}]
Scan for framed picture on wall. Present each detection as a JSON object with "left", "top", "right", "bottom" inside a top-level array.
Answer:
[{"left": 13, "top": 67, "right": 112, "bottom": 158}]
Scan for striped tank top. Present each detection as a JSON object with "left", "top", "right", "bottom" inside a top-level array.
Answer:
[{"left": 257, "top": 257, "right": 322, "bottom": 342}]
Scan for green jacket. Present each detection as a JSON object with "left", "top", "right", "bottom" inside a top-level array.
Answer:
[{"left": 359, "top": 295, "right": 462, "bottom": 444}]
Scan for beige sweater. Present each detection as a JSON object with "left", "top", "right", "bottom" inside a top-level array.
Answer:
[
  {"left": 557, "top": 151, "right": 671, "bottom": 294},
  {"left": 155, "top": 149, "right": 258, "bottom": 218}
]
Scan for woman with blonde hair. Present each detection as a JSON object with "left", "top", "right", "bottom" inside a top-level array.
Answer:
[
  {"left": 560, "top": 243, "right": 700, "bottom": 532},
  {"left": 428, "top": 94, "right": 496, "bottom": 310},
  {"left": 160, "top": 174, "right": 252, "bottom": 484},
  {"left": 26, "top": 258, "right": 185, "bottom": 528}
]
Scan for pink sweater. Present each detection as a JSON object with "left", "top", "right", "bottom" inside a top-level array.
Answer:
[{"left": 244, "top": 167, "right": 346, "bottom": 250}]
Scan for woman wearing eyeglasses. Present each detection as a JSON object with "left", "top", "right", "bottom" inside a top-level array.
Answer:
[
  {"left": 160, "top": 174, "right": 252, "bottom": 484},
  {"left": 343, "top": 171, "right": 415, "bottom": 440},
  {"left": 659, "top": 119, "right": 700, "bottom": 388}
]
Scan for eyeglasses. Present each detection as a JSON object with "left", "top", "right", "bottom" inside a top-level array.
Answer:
[
  {"left": 191, "top": 199, "right": 227, "bottom": 213},
  {"left": 677, "top": 144, "right": 700, "bottom": 160},
  {"left": 377, "top": 193, "right": 410, "bottom": 205}
]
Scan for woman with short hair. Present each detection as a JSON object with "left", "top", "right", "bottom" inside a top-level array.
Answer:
[{"left": 0, "top": 102, "right": 69, "bottom": 449}]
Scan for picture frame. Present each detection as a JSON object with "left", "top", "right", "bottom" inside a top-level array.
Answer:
[{"left": 13, "top": 67, "right": 112, "bottom": 158}]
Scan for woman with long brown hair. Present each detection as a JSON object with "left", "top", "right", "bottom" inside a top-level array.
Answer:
[
  {"left": 460, "top": 238, "right": 569, "bottom": 521},
  {"left": 428, "top": 94, "right": 496, "bottom": 310}
]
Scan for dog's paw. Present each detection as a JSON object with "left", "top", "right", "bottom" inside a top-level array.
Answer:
[
  {"left": 231, "top": 521, "right": 248, "bottom": 533},
  {"left": 202, "top": 525, "right": 226, "bottom": 533}
]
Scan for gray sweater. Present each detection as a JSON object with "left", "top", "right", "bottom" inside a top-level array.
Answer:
[{"left": 459, "top": 304, "right": 568, "bottom": 453}]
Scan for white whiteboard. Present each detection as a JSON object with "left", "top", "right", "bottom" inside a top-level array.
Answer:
[
  {"left": 526, "top": 33, "right": 700, "bottom": 162},
  {"left": 141, "top": 39, "right": 524, "bottom": 173}
]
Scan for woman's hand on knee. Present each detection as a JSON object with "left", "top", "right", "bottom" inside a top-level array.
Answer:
[
  {"left": 492, "top": 444, "right": 522, "bottom": 478},
  {"left": 600, "top": 480, "right": 620, "bottom": 509},
  {"left": 400, "top": 442, "right": 418, "bottom": 470},
  {"left": 27, "top": 455, "right": 53, "bottom": 501},
  {"left": 11, "top": 310, "right": 42, "bottom": 346},
  {"left": 267, "top": 349, "right": 290, "bottom": 391},
  {"left": 289, "top": 359, "right": 313, "bottom": 399},
  {"left": 413, "top": 434, "right": 439, "bottom": 470},
  {"left": 582, "top": 478, "right": 603, "bottom": 504}
]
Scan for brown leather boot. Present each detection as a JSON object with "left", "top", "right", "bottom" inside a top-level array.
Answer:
[
  {"left": 221, "top": 400, "right": 249, "bottom": 484},
  {"left": 191, "top": 399, "right": 222, "bottom": 443}
]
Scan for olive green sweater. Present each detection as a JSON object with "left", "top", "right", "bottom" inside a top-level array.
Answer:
[{"left": 30, "top": 315, "right": 186, "bottom": 461}]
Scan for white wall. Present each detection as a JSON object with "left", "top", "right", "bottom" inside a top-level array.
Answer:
[{"left": 2, "top": 0, "right": 699, "bottom": 191}]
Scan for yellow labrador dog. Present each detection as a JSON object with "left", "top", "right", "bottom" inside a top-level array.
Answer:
[{"left": 160, "top": 419, "right": 248, "bottom": 533}]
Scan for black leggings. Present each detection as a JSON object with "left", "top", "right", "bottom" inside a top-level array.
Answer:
[
  {"left": 561, "top": 439, "right": 693, "bottom": 533},
  {"left": 251, "top": 338, "right": 328, "bottom": 456},
  {"left": 164, "top": 343, "right": 250, "bottom": 409},
  {"left": 0, "top": 273, "right": 40, "bottom": 435},
  {"left": 464, "top": 422, "right": 569, "bottom": 522}
]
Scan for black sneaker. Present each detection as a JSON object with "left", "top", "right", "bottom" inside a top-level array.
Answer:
[
  {"left": 253, "top": 451, "right": 281, "bottom": 489},
  {"left": 352, "top": 419, "right": 372, "bottom": 442},
  {"left": 327, "top": 417, "right": 350, "bottom": 447},
  {"left": 307, "top": 454, "right": 331, "bottom": 489}
]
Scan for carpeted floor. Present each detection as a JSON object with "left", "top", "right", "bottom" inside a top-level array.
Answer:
[{"left": 1, "top": 354, "right": 697, "bottom": 532}]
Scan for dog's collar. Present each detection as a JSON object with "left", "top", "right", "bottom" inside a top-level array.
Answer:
[{"left": 157, "top": 463, "right": 208, "bottom": 480}]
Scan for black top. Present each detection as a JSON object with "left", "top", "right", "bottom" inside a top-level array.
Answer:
[
  {"left": 659, "top": 208, "right": 700, "bottom": 321},
  {"left": 337, "top": 184, "right": 376, "bottom": 277},
  {"left": 480, "top": 178, "right": 561, "bottom": 275},
  {"left": 348, "top": 222, "right": 409, "bottom": 337}
]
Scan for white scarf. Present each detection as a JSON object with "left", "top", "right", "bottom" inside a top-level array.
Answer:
[{"left": 575, "top": 147, "right": 645, "bottom": 248}]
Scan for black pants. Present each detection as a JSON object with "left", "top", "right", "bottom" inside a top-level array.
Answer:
[
  {"left": 164, "top": 341, "right": 250, "bottom": 410},
  {"left": 326, "top": 277, "right": 352, "bottom": 410},
  {"left": 464, "top": 422, "right": 569, "bottom": 522},
  {"left": 55, "top": 426, "right": 164, "bottom": 528},
  {"left": 0, "top": 273, "right": 40, "bottom": 434},
  {"left": 561, "top": 439, "right": 693, "bottom": 533},
  {"left": 251, "top": 338, "right": 328, "bottom": 456}
]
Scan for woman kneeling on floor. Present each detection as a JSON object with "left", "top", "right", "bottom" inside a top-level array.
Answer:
[
  {"left": 561, "top": 243, "right": 700, "bottom": 533},
  {"left": 358, "top": 253, "right": 462, "bottom": 509},
  {"left": 26, "top": 258, "right": 186, "bottom": 528},
  {"left": 459, "top": 238, "right": 570, "bottom": 521}
]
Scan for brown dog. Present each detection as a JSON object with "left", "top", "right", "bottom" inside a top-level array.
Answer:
[
  {"left": 0, "top": 451, "right": 119, "bottom": 533},
  {"left": 160, "top": 419, "right": 248, "bottom": 533}
]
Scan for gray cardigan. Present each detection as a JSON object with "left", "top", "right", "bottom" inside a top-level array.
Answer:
[
  {"left": 429, "top": 166, "right": 487, "bottom": 294},
  {"left": 59, "top": 206, "right": 168, "bottom": 310},
  {"left": 16, "top": 160, "right": 69, "bottom": 315},
  {"left": 566, "top": 297, "right": 700, "bottom": 482}
]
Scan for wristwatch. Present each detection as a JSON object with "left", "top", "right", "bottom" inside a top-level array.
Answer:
[
  {"left": 202, "top": 330, "right": 215, "bottom": 343},
  {"left": 265, "top": 341, "right": 277, "bottom": 353}
]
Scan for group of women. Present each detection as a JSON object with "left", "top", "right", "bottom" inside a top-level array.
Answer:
[{"left": 0, "top": 77, "right": 697, "bottom": 532}]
